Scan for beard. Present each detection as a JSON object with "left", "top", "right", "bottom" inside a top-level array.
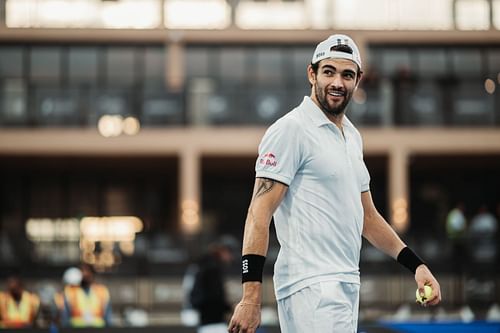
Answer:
[{"left": 314, "top": 84, "right": 352, "bottom": 116}]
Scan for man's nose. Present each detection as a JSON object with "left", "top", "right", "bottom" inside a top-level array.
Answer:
[{"left": 330, "top": 73, "right": 344, "bottom": 89}]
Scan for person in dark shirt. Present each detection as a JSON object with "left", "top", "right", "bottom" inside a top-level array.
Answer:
[{"left": 189, "top": 236, "right": 238, "bottom": 333}]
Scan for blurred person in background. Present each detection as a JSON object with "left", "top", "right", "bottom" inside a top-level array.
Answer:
[
  {"left": 51, "top": 267, "right": 83, "bottom": 329},
  {"left": 446, "top": 202, "right": 467, "bottom": 273},
  {"left": 0, "top": 273, "right": 40, "bottom": 328},
  {"left": 60, "top": 263, "right": 112, "bottom": 328},
  {"left": 469, "top": 204, "right": 498, "bottom": 263},
  {"left": 470, "top": 204, "right": 498, "bottom": 235},
  {"left": 188, "top": 236, "right": 238, "bottom": 333},
  {"left": 228, "top": 34, "right": 441, "bottom": 333}
]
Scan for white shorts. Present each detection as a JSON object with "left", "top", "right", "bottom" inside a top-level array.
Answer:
[
  {"left": 277, "top": 280, "right": 360, "bottom": 333},
  {"left": 198, "top": 323, "right": 227, "bottom": 333}
]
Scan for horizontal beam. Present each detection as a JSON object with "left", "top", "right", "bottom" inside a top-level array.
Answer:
[
  {"left": 1, "top": 28, "right": 499, "bottom": 45},
  {"left": 1, "top": 127, "right": 499, "bottom": 156}
]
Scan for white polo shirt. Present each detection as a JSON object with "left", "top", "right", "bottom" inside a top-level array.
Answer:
[{"left": 255, "top": 96, "right": 370, "bottom": 300}]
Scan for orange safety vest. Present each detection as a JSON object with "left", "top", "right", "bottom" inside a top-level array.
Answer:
[
  {"left": 54, "top": 292, "right": 64, "bottom": 312},
  {"left": 0, "top": 291, "right": 40, "bottom": 328},
  {"left": 64, "top": 284, "right": 110, "bottom": 327}
]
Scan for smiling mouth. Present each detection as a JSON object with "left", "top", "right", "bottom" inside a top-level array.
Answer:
[{"left": 328, "top": 91, "right": 345, "bottom": 98}]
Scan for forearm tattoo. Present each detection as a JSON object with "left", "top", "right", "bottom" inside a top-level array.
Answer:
[{"left": 254, "top": 178, "right": 275, "bottom": 198}]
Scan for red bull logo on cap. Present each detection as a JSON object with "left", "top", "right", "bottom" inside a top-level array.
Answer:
[{"left": 259, "top": 152, "right": 277, "bottom": 167}]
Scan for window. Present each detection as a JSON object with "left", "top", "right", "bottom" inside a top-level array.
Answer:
[
  {"left": 379, "top": 49, "right": 412, "bottom": 77},
  {"left": 30, "top": 48, "right": 61, "bottom": 82},
  {"left": 219, "top": 47, "right": 247, "bottom": 84},
  {"left": 451, "top": 49, "right": 482, "bottom": 78},
  {"left": 106, "top": 48, "right": 136, "bottom": 86},
  {"left": 185, "top": 47, "right": 212, "bottom": 79},
  {"left": 69, "top": 47, "right": 99, "bottom": 84},
  {"left": 254, "top": 48, "right": 283, "bottom": 84},
  {"left": 416, "top": 49, "right": 448, "bottom": 78},
  {"left": 0, "top": 47, "right": 24, "bottom": 78},
  {"left": 0, "top": 80, "right": 27, "bottom": 124},
  {"left": 144, "top": 47, "right": 165, "bottom": 88}
]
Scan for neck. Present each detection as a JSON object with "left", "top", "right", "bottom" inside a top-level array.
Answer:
[
  {"left": 310, "top": 94, "right": 345, "bottom": 130},
  {"left": 323, "top": 111, "right": 344, "bottom": 130},
  {"left": 10, "top": 292, "right": 22, "bottom": 302}
]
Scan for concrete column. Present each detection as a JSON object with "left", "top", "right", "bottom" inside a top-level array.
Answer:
[
  {"left": 389, "top": 148, "right": 410, "bottom": 234},
  {"left": 166, "top": 39, "right": 185, "bottom": 92},
  {"left": 179, "top": 148, "right": 201, "bottom": 235}
]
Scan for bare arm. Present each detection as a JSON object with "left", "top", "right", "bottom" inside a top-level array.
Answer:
[
  {"left": 361, "top": 191, "right": 441, "bottom": 306},
  {"left": 361, "top": 191, "right": 405, "bottom": 259},
  {"left": 229, "top": 177, "right": 287, "bottom": 333}
]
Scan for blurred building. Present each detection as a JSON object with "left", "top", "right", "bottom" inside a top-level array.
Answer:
[{"left": 0, "top": 0, "right": 499, "bottom": 326}]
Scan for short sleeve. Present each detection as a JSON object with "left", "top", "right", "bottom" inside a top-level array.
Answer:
[
  {"left": 356, "top": 131, "right": 370, "bottom": 192},
  {"left": 360, "top": 160, "right": 371, "bottom": 192},
  {"left": 351, "top": 125, "right": 370, "bottom": 192},
  {"left": 255, "top": 117, "right": 302, "bottom": 186}
]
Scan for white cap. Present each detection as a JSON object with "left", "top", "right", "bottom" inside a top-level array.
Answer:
[
  {"left": 63, "top": 267, "right": 82, "bottom": 286},
  {"left": 311, "top": 34, "right": 362, "bottom": 70}
]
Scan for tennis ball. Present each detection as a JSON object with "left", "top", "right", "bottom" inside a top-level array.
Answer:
[{"left": 415, "top": 285, "right": 433, "bottom": 304}]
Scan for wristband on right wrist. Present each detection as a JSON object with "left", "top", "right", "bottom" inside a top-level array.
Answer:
[
  {"left": 242, "top": 254, "right": 266, "bottom": 283},
  {"left": 397, "top": 246, "right": 425, "bottom": 274}
]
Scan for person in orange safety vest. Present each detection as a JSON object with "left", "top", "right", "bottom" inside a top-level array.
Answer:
[
  {"left": 0, "top": 274, "right": 40, "bottom": 328},
  {"left": 61, "top": 264, "right": 112, "bottom": 327}
]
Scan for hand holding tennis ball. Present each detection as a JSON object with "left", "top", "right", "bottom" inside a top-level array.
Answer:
[{"left": 416, "top": 285, "right": 433, "bottom": 305}]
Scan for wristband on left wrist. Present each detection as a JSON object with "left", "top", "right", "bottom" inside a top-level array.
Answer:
[
  {"left": 397, "top": 246, "right": 425, "bottom": 274},
  {"left": 242, "top": 254, "right": 266, "bottom": 283}
]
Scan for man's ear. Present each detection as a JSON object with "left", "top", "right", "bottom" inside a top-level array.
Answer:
[
  {"left": 307, "top": 65, "right": 316, "bottom": 85},
  {"left": 355, "top": 71, "right": 363, "bottom": 87}
]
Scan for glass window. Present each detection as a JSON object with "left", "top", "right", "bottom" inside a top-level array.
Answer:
[
  {"left": 68, "top": 47, "right": 99, "bottom": 84},
  {"left": 34, "top": 87, "right": 80, "bottom": 126},
  {"left": 0, "top": 47, "right": 24, "bottom": 78},
  {"left": 290, "top": 47, "right": 312, "bottom": 83},
  {"left": 416, "top": 49, "right": 448, "bottom": 77},
  {"left": 185, "top": 47, "right": 211, "bottom": 79},
  {"left": 89, "top": 89, "right": 132, "bottom": 125},
  {"left": 219, "top": 47, "right": 247, "bottom": 84},
  {"left": 451, "top": 49, "right": 482, "bottom": 77},
  {"left": 144, "top": 47, "right": 165, "bottom": 87},
  {"left": 30, "top": 47, "right": 61, "bottom": 81},
  {"left": 0, "top": 79, "right": 27, "bottom": 124},
  {"left": 254, "top": 48, "right": 283, "bottom": 84},
  {"left": 142, "top": 91, "right": 184, "bottom": 126},
  {"left": 255, "top": 92, "right": 284, "bottom": 121},
  {"left": 349, "top": 83, "right": 388, "bottom": 126},
  {"left": 486, "top": 49, "right": 500, "bottom": 77},
  {"left": 452, "top": 81, "right": 495, "bottom": 125},
  {"left": 407, "top": 81, "right": 444, "bottom": 125},
  {"left": 380, "top": 49, "right": 412, "bottom": 77},
  {"left": 106, "top": 48, "right": 136, "bottom": 86}
]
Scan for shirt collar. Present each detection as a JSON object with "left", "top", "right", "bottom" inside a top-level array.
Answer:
[{"left": 302, "top": 96, "right": 353, "bottom": 131}]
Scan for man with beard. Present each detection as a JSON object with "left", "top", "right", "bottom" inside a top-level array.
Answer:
[{"left": 228, "top": 34, "right": 441, "bottom": 333}]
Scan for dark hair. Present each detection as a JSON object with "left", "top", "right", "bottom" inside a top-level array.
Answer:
[
  {"left": 311, "top": 44, "right": 362, "bottom": 78},
  {"left": 330, "top": 44, "right": 354, "bottom": 55}
]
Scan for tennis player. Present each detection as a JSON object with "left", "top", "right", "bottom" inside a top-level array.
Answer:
[{"left": 228, "top": 34, "right": 441, "bottom": 333}]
